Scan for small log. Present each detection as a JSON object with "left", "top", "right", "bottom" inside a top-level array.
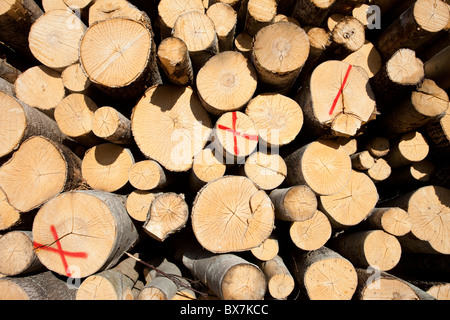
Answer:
[
  {"left": 360, "top": 207, "right": 412, "bottom": 237},
  {"left": 245, "top": 93, "right": 304, "bottom": 147},
  {"left": 128, "top": 160, "right": 168, "bottom": 191},
  {"left": 207, "top": 2, "right": 237, "bottom": 52},
  {"left": 61, "top": 62, "right": 91, "bottom": 94},
  {"left": 289, "top": 210, "right": 332, "bottom": 251},
  {"left": 251, "top": 22, "right": 310, "bottom": 93},
  {"left": 172, "top": 11, "right": 219, "bottom": 72},
  {"left": 126, "top": 190, "right": 161, "bottom": 223},
  {"left": 375, "top": 0, "right": 450, "bottom": 59},
  {"left": 138, "top": 260, "right": 182, "bottom": 300},
  {"left": 284, "top": 140, "right": 352, "bottom": 196},
  {"left": 241, "top": 151, "right": 287, "bottom": 191},
  {"left": 92, "top": 106, "right": 132, "bottom": 145},
  {"left": 291, "top": 246, "right": 358, "bottom": 300},
  {"left": 0, "top": 187, "right": 35, "bottom": 232},
  {"left": 423, "top": 111, "right": 450, "bottom": 156},
  {"left": 234, "top": 32, "right": 252, "bottom": 59},
  {"left": 189, "top": 146, "right": 226, "bottom": 191},
  {"left": 351, "top": 151, "right": 375, "bottom": 171},
  {"left": 14, "top": 65, "right": 66, "bottom": 118},
  {"left": 331, "top": 136, "right": 358, "bottom": 155},
  {"left": 325, "top": 16, "right": 365, "bottom": 60},
  {"left": 191, "top": 176, "right": 275, "bottom": 253},
  {"left": 0, "top": 136, "right": 82, "bottom": 213},
  {"left": 0, "top": 58, "right": 21, "bottom": 84},
  {"left": 0, "top": 271, "right": 77, "bottom": 300},
  {"left": 319, "top": 170, "right": 379, "bottom": 228},
  {"left": 157, "top": 36, "right": 194, "bottom": 86},
  {"left": 32, "top": 190, "right": 139, "bottom": 278},
  {"left": 196, "top": 51, "right": 257, "bottom": 115},
  {"left": 0, "top": 231, "right": 45, "bottom": 276},
  {"left": 366, "top": 157, "right": 391, "bottom": 183},
  {"left": 29, "top": 10, "right": 86, "bottom": 70},
  {"left": 384, "top": 131, "right": 429, "bottom": 169},
  {"left": 292, "top": 0, "right": 337, "bottom": 27},
  {"left": 342, "top": 40, "right": 382, "bottom": 78},
  {"left": 131, "top": 85, "right": 213, "bottom": 172},
  {"left": 142, "top": 192, "right": 189, "bottom": 242},
  {"left": 424, "top": 45, "right": 450, "bottom": 90},
  {"left": 244, "top": 0, "right": 277, "bottom": 37},
  {"left": 250, "top": 233, "right": 279, "bottom": 262},
  {"left": 81, "top": 143, "right": 135, "bottom": 192},
  {"left": 326, "top": 13, "right": 344, "bottom": 32},
  {"left": 258, "top": 255, "right": 295, "bottom": 300},
  {"left": 364, "top": 136, "right": 390, "bottom": 158},
  {"left": 269, "top": 185, "right": 318, "bottom": 222}
]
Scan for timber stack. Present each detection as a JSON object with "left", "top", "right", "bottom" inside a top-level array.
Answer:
[{"left": 0, "top": 0, "right": 449, "bottom": 302}]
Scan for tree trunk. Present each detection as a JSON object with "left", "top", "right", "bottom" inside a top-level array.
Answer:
[
  {"left": 244, "top": 0, "right": 277, "bottom": 37},
  {"left": 342, "top": 40, "right": 382, "bottom": 78},
  {"left": 138, "top": 260, "right": 182, "bottom": 300},
  {"left": 351, "top": 151, "right": 375, "bottom": 171},
  {"left": 366, "top": 157, "right": 392, "bottom": 183},
  {"left": 289, "top": 210, "right": 332, "bottom": 251},
  {"left": 257, "top": 255, "right": 295, "bottom": 300},
  {"left": 92, "top": 106, "right": 132, "bottom": 145},
  {"left": 32, "top": 190, "right": 139, "bottom": 278},
  {"left": 269, "top": 185, "right": 318, "bottom": 222},
  {"left": 325, "top": 17, "right": 366, "bottom": 60},
  {"left": 330, "top": 0, "right": 366, "bottom": 15},
  {"left": 207, "top": 2, "right": 237, "bottom": 51},
  {"left": 234, "top": 31, "right": 252, "bottom": 59},
  {"left": 0, "top": 187, "right": 36, "bottom": 232},
  {"left": 384, "top": 131, "right": 429, "bottom": 169},
  {"left": 157, "top": 36, "right": 194, "bottom": 86},
  {"left": 128, "top": 160, "right": 169, "bottom": 191},
  {"left": 241, "top": 151, "right": 287, "bottom": 191},
  {"left": 359, "top": 207, "right": 412, "bottom": 237}
]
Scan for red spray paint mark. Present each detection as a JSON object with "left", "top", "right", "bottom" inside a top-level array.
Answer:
[
  {"left": 329, "top": 64, "right": 353, "bottom": 116},
  {"left": 217, "top": 112, "right": 258, "bottom": 155},
  {"left": 33, "top": 225, "right": 88, "bottom": 277}
]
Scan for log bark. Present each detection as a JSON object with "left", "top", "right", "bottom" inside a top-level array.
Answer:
[
  {"left": 330, "top": 0, "right": 366, "bottom": 15},
  {"left": 92, "top": 106, "right": 132, "bottom": 145},
  {"left": 244, "top": 0, "right": 277, "bottom": 37},
  {"left": 289, "top": 210, "right": 332, "bottom": 251},
  {"left": 360, "top": 207, "right": 412, "bottom": 237},
  {"left": 292, "top": 0, "right": 336, "bottom": 27},
  {"left": 138, "top": 259, "right": 182, "bottom": 300},
  {"left": 191, "top": 175, "right": 275, "bottom": 253},
  {"left": 241, "top": 151, "right": 287, "bottom": 191},
  {"left": 384, "top": 131, "right": 429, "bottom": 169},
  {"left": 0, "top": 77, "right": 14, "bottom": 97},
  {"left": 32, "top": 189, "right": 139, "bottom": 278},
  {"left": 423, "top": 111, "right": 450, "bottom": 156},
  {"left": 269, "top": 185, "right": 318, "bottom": 222},
  {"left": 157, "top": 36, "right": 194, "bottom": 86},
  {"left": 257, "top": 255, "right": 295, "bottom": 300},
  {"left": 0, "top": 58, "right": 21, "bottom": 84},
  {"left": 0, "top": 136, "right": 83, "bottom": 212},
  {"left": 424, "top": 45, "right": 450, "bottom": 90},
  {"left": 207, "top": 2, "right": 237, "bottom": 51}
]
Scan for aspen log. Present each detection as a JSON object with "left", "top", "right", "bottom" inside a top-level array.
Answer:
[
  {"left": 32, "top": 190, "right": 139, "bottom": 278},
  {"left": 172, "top": 278, "right": 196, "bottom": 300},
  {"left": 289, "top": 210, "right": 332, "bottom": 251},
  {"left": 196, "top": 51, "right": 257, "bottom": 116},
  {"left": 131, "top": 85, "right": 213, "bottom": 172},
  {"left": 342, "top": 40, "right": 382, "bottom": 78},
  {"left": 423, "top": 111, "right": 450, "bottom": 156},
  {"left": 0, "top": 58, "right": 21, "bottom": 84},
  {"left": 244, "top": 0, "right": 277, "bottom": 37},
  {"left": 269, "top": 185, "right": 318, "bottom": 222},
  {"left": 234, "top": 32, "right": 252, "bottom": 59},
  {"left": 252, "top": 22, "right": 310, "bottom": 93},
  {"left": 319, "top": 170, "right": 379, "bottom": 228},
  {"left": 325, "top": 17, "right": 366, "bottom": 60},
  {"left": 360, "top": 207, "right": 412, "bottom": 237},
  {"left": 292, "top": 0, "right": 336, "bottom": 27},
  {"left": 364, "top": 136, "right": 390, "bottom": 158},
  {"left": 366, "top": 157, "right": 391, "bottom": 183},
  {"left": 291, "top": 246, "right": 358, "bottom": 300},
  {"left": 126, "top": 190, "right": 161, "bottom": 223},
  {"left": 351, "top": 151, "right": 375, "bottom": 171},
  {"left": 207, "top": 2, "right": 237, "bottom": 52},
  {"left": 128, "top": 160, "right": 168, "bottom": 191},
  {"left": 410, "top": 281, "right": 450, "bottom": 300},
  {"left": 424, "top": 45, "right": 450, "bottom": 90},
  {"left": 0, "top": 187, "right": 35, "bottom": 232},
  {"left": 42, "top": 0, "right": 68, "bottom": 12},
  {"left": 384, "top": 131, "right": 429, "bottom": 169},
  {"left": 375, "top": 0, "right": 449, "bottom": 59},
  {"left": 0, "top": 77, "right": 14, "bottom": 97},
  {"left": 81, "top": 143, "right": 135, "bottom": 193},
  {"left": 191, "top": 175, "right": 275, "bottom": 253},
  {"left": 258, "top": 255, "right": 295, "bottom": 300},
  {"left": 241, "top": 151, "right": 287, "bottom": 191},
  {"left": 61, "top": 62, "right": 91, "bottom": 94},
  {"left": 157, "top": 36, "right": 194, "bottom": 86},
  {"left": 250, "top": 233, "right": 279, "bottom": 262},
  {"left": 189, "top": 146, "right": 226, "bottom": 191},
  {"left": 88, "top": 0, "right": 152, "bottom": 27},
  {"left": 142, "top": 192, "right": 189, "bottom": 242},
  {"left": 92, "top": 106, "right": 132, "bottom": 145},
  {"left": 138, "top": 260, "right": 182, "bottom": 300},
  {"left": 0, "top": 136, "right": 82, "bottom": 212},
  {"left": 0, "top": 271, "right": 77, "bottom": 300}
]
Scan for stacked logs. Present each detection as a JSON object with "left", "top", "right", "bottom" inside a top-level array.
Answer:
[{"left": 0, "top": 0, "right": 449, "bottom": 302}]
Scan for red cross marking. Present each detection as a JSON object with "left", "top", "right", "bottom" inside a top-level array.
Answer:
[
  {"left": 33, "top": 225, "right": 88, "bottom": 277},
  {"left": 329, "top": 64, "right": 353, "bottom": 116},
  {"left": 217, "top": 112, "right": 258, "bottom": 155}
]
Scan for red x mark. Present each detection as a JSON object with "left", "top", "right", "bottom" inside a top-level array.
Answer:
[
  {"left": 329, "top": 64, "right": 353, "bottom": 116},
  {"left": 33, "top": 225, "right": 88, "bottom": 277},
  {"left": 217, "top": 112, "right": 258, "bottom": 155}
]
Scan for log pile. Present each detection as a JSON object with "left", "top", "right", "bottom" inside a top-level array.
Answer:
[{"left": 0, "top": 0, "right": 449, "bottom": 302}]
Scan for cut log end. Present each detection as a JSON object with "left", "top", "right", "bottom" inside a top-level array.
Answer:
[
  {"left": 289, "top": 210, "right": 332, "bottom": 251},
  {"left": 221, "top": 263, "right": 267, "bottom": 300}
]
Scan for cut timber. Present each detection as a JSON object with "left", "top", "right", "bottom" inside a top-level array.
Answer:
[
  {"left": 131, "top": 85, "right": 212, "bottom": 172},
  {"left": 14, "top": 65, "right": 66, "bottom": 118},
  {"left": 425, "top": 45, "right": 450, "bottom": 90},
  {"left": 88, "top": 0, "right": 151, "bottom": 26},
  {"left": 319, "top": 170, "right": 379, "bottom": 228},
  {"left": 361, "top": 207, "right": 412, "bottom": 237},
  {"left": 378, "top": 79, "right": 449, "bottom": 136},
  {"left": 242, "top": 151, "right": 287, "bottom": 190},
  {"left": 0, "top": 231, "right": 45, "bottom": 276},
  {"left": 364, "top": 136, "right": 390, "bottom": 158},
  {"left": 245, "top": 93, "right": 304, "bottom": 147},
  {"left": 92, "top": 106, "right": 132, "bottom": 145},
  {"left": 331, "top": 136, "right": 358, "bottom": 155},
  {"left": 234, "top": 32, "right": 252, "bottom": 59},
  {"left": 0, "top": 91, "right": 67, "bottom": 159},
  {"left": 181, "top": 246, "right": 267, "bottom": 300},
  {"left": 126, "top": 190, "right": 160, "bottom": 222},
  {"left": 354, "top": 269, "right": 420, "bottom": 300},
  {"left": 244, "top": 0, "right": 277, "bottom": 37},
  {"left": 382, "top": 185, "right": 450, "bottom": 255},
  {"left": 292, "top": 0, "right": 336, "bottom": 26},
  {"left": 143, "top": 193, "right": 189, "bottom": 241},
  {"left": 269, "top": 185, "right": 318, "bottom": 222},
  {"left": 0, "top": 136, "right": 82, "bottom": 212},
  {"left": 29, "top": 9, "right": 86, "bottom": 70},
  {"left": 304, "top": 26, "right": 330, "bottom": 61},
  {"left": 423, "top": 111, "right": 450, "bottom": 155},
  {"left": 384, "top": 131, "right": 429, "bottom": 168},
  {"left": 0, "top": 187, "right": 33, "bottom": 232},
  {"left": 274, "top": 14, "right": 300, "bottom": 26},
  {"left": 420, "top": 282, "right": 450, "bottom": 300},
  {"left": 191, "top": 176, "right": 275, "bottom": 253},
  {"left": 351, "top": 151, "right": 375, "bottom": 170},
  {"left": 296, "top": 60, "right": 376, "bottom": 138},
  {"left": 128, "top": 160, "right": 168, "bottom": 191},
  {"left": 343, "top": 40, "right": 382, "bottom": 78},
  {"left": 189, "top": 146, "right": 226, "bottom": 190},
  {"left": 0, "top": 78, "right": 14, "bottom": 97},
  {"left": 138, "top": 260, "right": 182, "bottom": 300},
  {"left": 196, "top": 51, "right": 257, "bottom": 116},
  {"left": 258, "top": 255, "right": 295, "bottom": 300},
  {"left": 250, "top": 234, "right": 279, "bottom": 261},
  {"left": 207, "top": 3, "right": 237, "bottom": 51},
  {"left": 252, "top": 22, "right": 310, "bottom": 93},
  {"left": 81, "top": 143, "right": 135, "bottom": 192},
  {"left": 61, "top": 63, "right": 91, "bottom": 93},
  {"left": 42, "top": 0, "right": 68, "bottom": 12},
  {"left": 54, "top": 93, "right": 101, "bottom": 147},
  {"left": 366, "top": 157, "right": 391, "bottom": 183},
  {"left": 213, "top": 111, "right": 258, "bottom": 162},
  {"left": 0, "top": 0, "right": 43, "bottom": 60},
  {"left": 375, "top": 0, "right": 450, "bottom": 59},
  {"left": 0, "top": 271, "right": 77, "bottom": 300},
  {"left": 329, "top": 230, "right": 402, "bottom": 271},
  {"left": 351, "top": 3, "right": 371, "bottom": 27},
  {"left": 172, "top": 11, "right": 218, "bottom": 72},
  {"left": 79, "top": 18, "right": 161, "bottom": 100},
  {"left": 32, "top": 190, "right": 139, "bottom": 278},
  {"left": 326, "top": 17, "right": 365, "bottom": 59},
  {"left": 157, "top": 37, "right": 194, "bottom": 86},
  {"left": 289, "top": 210, "right": 332, "bottom": 251},
  {"left": 0, "top": 58, "right": 21, "bottom": 84},
  {"left": 284, "top": 140, "right": 352, "bottom": 196},
  {"left": 172, "top": 278, "right": 196, "bottom": 300},
  {"left": 291, "top": 246, "right": 357, "bottom": 300},
  {"left": 157, "top": 0, "right": 205, "bottom": 39}
]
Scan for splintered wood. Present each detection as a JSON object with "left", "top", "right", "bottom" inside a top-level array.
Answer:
[{"left": 0, "top": 0, "right": 449, "bottom": 302}]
